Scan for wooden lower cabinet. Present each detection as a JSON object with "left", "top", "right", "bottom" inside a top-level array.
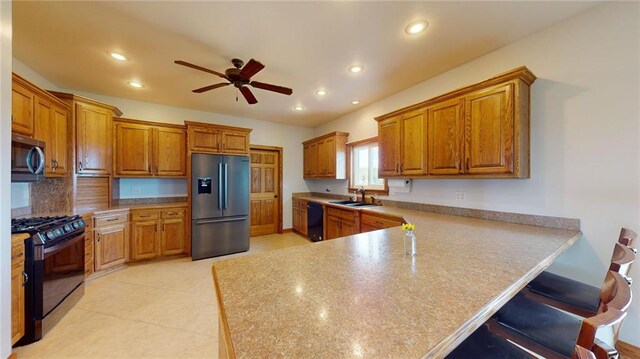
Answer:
[
  {"left": 95, "top": 224, "right": 129, "bottom": 271},
  {"left": 82, "top": 214, "right": 94, "bottom": 278},
  {"left": 11, "top": 234, "right": 27, "bottom": 345},
  {"left": 131, "top": 207, "right": 186, "bottom": 260},
  {"left": 326, "top": 207, "right": 358, "bottom": 240},
  {"left": 132, "top": 220, "right": 161, "bottom": 260},
  {"left": 359, "top": 212, "right": 404, "bottom": 233},
  {"left": 292, "top": 198, "right": 308, "bottom": 236}
]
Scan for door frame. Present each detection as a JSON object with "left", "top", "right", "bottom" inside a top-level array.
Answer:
[{"left": 249, "top": 145, "right": 284, "bottom": 234}]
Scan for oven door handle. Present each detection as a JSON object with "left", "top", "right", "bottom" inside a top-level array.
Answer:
[{"left": 44, "top": 233, "right": 84, "bottom": 255}]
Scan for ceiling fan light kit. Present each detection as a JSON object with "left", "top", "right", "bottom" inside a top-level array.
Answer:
[{"left": 175, "top": 58, "right": 293, "bottom": 105}]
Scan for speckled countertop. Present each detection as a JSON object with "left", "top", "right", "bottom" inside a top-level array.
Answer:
[{"left": 213, "top": 201, "right": 580, "bottom": 358}]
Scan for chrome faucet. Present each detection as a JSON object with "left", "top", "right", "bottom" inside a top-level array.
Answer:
[{"left": 357, "top": 186, "right": 366, "bottom": 203}]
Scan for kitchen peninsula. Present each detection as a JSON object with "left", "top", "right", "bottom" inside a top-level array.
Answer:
[{"left": 213, "top": 206, "right": 581, "bottom": 358}]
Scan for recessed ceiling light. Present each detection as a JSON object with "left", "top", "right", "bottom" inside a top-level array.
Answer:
[
  {"left": 348, "top": 65, "right": 364, "bottom": 73},
  {"left": 351, "top": 100, "right": 360, "bottom": 105},
  {"left": 294, "top": 105, "right": 304, "bottom": 111},
  {"left": 128, "top": 81, "right": 143, "bottom": 88},
  {"left": 405, "top": 20, "right": 428, "bottom": 35},
  {"left": 109, "top": 52, "right": 127, "bottom": 61},
  {"left": 316, "top": 89, "right": 327, "bottom": 96}
]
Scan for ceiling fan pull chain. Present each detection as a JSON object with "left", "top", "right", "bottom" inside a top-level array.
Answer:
[{"left": 236, "top": 88, "right": 239, "bottom": 102}]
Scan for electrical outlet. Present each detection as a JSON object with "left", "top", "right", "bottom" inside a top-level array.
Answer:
[
  {"left": 455, "top": 191, "right": 465, "bottom": 201},
  {"left": 131, "top": 186, "right": 142, "bottom": 194}
]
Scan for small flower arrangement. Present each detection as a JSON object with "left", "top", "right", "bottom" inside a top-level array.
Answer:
[{"left": 401, "top": 223, "right": 415, "bottom": 232}]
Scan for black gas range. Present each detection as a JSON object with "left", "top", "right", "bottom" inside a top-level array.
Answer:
[{"left": 11, "top": 215, "right": 86, "bottom": 345}]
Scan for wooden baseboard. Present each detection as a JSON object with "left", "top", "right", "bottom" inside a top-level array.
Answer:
[
  {"left": 8, "top": 350, "right": 17, "bottom": 359},
  {"left": 281, "top": 228, "right": 293, "bottom": 234},
  {"left": 618, "top": 341, "right": 640, "bottom": 358}
]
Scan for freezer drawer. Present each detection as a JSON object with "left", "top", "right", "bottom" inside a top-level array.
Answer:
[{"left": 191, "top": 216, "right": 250, "bottom": 260}]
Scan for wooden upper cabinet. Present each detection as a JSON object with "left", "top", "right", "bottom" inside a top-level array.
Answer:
[
  {"left": 377, "top": 109, "right": 426, "bottom": 177},
  {"left": 302, "top": 132, "right": 348, "bottom": 179},
  {"left": 400, "top": 109, "right": 427, "bottom": 175},
  {"left": 375, "top": 66, "right": 535, "bottom": 179},
  {"left": 49, "top": 91, "right": 123, "bottom": 177},
  {"left": 155, "top": 127, "right": 186, "bottom": 177},
  {"left": 14, "top": 74, "right": 70, "bottom": 177},
  {"left": 427, "top": 98, "right": 465, "bottom": 175},
  {"left": 52, "top": 107, "right": 69, "bottom": 175},
  {"left": 465, "top": 84, "right": 514, "bottom": 175},
  {"left": 378, "top": 116, "right": 402, "bottom": 176},
  {"left": 12, "top": 80, "right": 35, "bottom": 136},
  {"left": 76, "top": 102, "right": 113, "bottom": 175},
  {"left": 186, "top": 122, "right": 252, "bottom": 155},
  {"left": 114, "top": 122, "right": 153, "bottom": 176},
  {"left": 113, "top": 119, "right": 186, "bottom": 178},
  {"left": 303, "top": 143, "right": 318, "bottom": 177},
  {"left": 221, "top": 130, "right": 250, "bottom": 154}
]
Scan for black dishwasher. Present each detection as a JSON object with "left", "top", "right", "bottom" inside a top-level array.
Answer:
[{"left": 307, "top": 202, "right": 324, "bottom": 242}]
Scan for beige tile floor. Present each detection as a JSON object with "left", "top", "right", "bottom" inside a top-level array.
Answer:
[{"left": 15, "top": 232, "right": 311, "bottom": 358}]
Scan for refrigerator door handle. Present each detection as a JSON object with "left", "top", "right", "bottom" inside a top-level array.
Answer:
[
  {"left": 218, "top": 162, "right": 223, "bottom": 210},
  {"left": 194, "top": 216, "right": 248, "bottom": 225},
  {"left": 224, "top": 163, "right": 229, "bottom": 209}
]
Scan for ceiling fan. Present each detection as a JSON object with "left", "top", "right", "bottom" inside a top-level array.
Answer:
[{"left": 174, "top": 58, "right": 293, "bottom": 105}]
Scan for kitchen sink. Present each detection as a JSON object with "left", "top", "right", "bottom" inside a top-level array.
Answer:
[
  {"left": 329, "top": 200, "right": 359, "bottom": 205},
  {"left": 344, "top": 202, "right": 374, "bottom": 207}
]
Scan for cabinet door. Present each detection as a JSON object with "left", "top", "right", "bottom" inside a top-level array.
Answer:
[
  {"left": 292, "top": 208, "right": 301, "bottom": 232},
  {"left": 189, "top": 127, "right": 220, "bottom": 153},
  {"left": 300, "top": 209, "right": 308, "bottom": 236},
  {"left": 34, "top": 98, "right": 56, "bottom": 175},
  {"left": 221, "top": 130, "right": 250, "bottom": 154},
  {"left": 77, "top": 103, "right": 112, "bottom": 175},
  {"left": 427, "top": 99, "right": 464, "bottom": 175},
  {"left": 12, "top": 82, "right": 35, "bottom": 136},
  {"left": 52, "top": 106, "right": 69, "bottom": 175},
  {"left": 132, "top": 220, "right": 161, "bottom": 260},
  {"left": 359, "top": 224, "right": 378, "bottom": 233},
  {"left": 114, "top": 122, "right": 153, "bottom": 177},
  {"left": 378, "top": 116, "right": 401, "bottom": 177},
  {"left": 95, "top": 224, "right": 128, "bottom": 271},
  {"left": 11, "top": 258, "right": 25, "bottom": 345},
  {"left": 400, "top": 109, "right": 427, "bottom": 175},
  {"left": 326, "top": 216, "right": 342, "bottom": 240},
  {"left": 318, "top": 137, "right": 336, "bottom": 177},
  {"left": 161, "top": 218, "right": 185, "bottom": 255},
  {"left": 465, "top": 84, "right": 514, "bottom": 175},
  {"left": 340, "top": 219, "right": 357, "bottom": 237},
  {"left": 155, "top": 127, "right": 186, "bottom": 177},
  {"left": 303, "top": 144, "right": 314, "bottom": 178}
]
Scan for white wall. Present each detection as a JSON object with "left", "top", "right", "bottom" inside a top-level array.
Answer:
[
  {"left": 0, "top": 1, "right": 12, "bottom": 357},
  {"left": 311, "top": 2, "right": 640, "bottom": 345},
  {"left": 12, "top": 60, "right": 314, "bottom": 228}
]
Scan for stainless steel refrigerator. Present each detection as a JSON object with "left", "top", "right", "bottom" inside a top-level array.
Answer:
[{"left": 191, "top": 153, "right": 250, "bottom": 260}]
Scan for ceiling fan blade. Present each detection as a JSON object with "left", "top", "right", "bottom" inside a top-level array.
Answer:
[
  {"left": 175, "top": 60, "right": 227, "bottom": 79},
  {"left": 192, "top": 83, "right": 230, "bottom": 93},
  {"left": 238, "top": 59, "right": 265, "bottom": 79},
  {"left": 250, "top": 81, "right": 293, "bottom": 96},
  {"left": 240, "top": 86, "right": 258, "bottom": 105}
]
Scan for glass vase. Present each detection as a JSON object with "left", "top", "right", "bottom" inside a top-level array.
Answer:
[{"left": 404, "top": 230, "right": 416, "bottom": 256}]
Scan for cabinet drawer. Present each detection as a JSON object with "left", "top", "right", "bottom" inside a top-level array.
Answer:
[
  {"left": 94, "top": 212, "right": 129, "bottom": 227},
  {"left": 361, "top": 213, "right": 403, "bottom": 229},
  {"left": 327, "top": 207, "right": 357, "bottom": 221},
  {"left": 131, "top": 210, "right": 160, "bottom": 221},
  {"left": 161, "top": 209, "right": 185, "bottom": 219}
]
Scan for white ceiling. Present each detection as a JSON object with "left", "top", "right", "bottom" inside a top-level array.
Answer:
[{"left": 13, "top": 1, "right": 599, "bottom": 128}]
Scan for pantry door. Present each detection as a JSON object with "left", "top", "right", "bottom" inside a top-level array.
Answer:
[{"left": 249, "top": 146, "right": 282, "bottom": 237}]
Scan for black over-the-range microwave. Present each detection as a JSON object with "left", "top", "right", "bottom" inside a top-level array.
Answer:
[{"left": 11, "top": 134, "right": 46, "bottom": 182}]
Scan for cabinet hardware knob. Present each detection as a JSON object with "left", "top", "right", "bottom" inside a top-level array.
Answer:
[
  {"left": 22, "top": 272, "right": 28, "bottom": 286},
  {"left": 466, "top": 158, "right": 470, "bottom": 171},
  {"left": 106, "top": 218, "right": 118, "bottom": 222},
  {"left": 78, "top": 161, "right": 83, "bottom": 171},
  {"left": 395, "top": 163, "right": 399, "bottom": 173}
]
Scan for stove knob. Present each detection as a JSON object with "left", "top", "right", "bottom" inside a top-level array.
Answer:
[{"left": 47, "top": 231, "right": 56, "bottom": 240}]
